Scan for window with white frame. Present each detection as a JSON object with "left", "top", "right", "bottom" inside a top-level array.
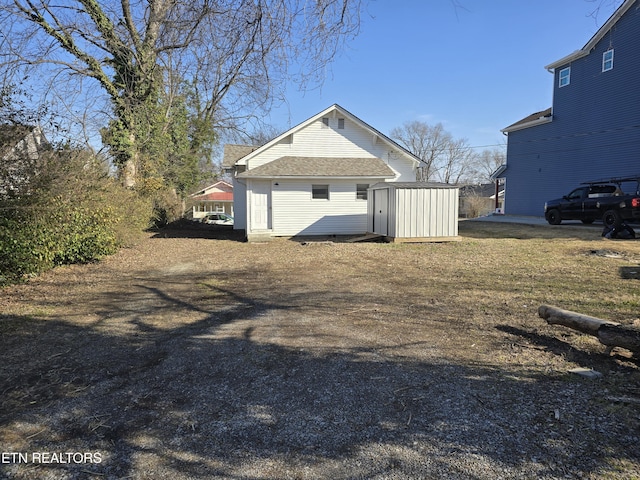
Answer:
[
  {"left": 312, "top": 184, "right": 329, "bottom": 200},
  {"left": 559, "top": 67, "right": 570, "bottom": 87},
  {"left": 603, "top": 49, "right": 614, "bottom": 72},
  {"left": 338, "top": 118, "right": 345, "bottom": 129},
  {"left": 356, "top": 184, "right": 368, "bottom": 200}
]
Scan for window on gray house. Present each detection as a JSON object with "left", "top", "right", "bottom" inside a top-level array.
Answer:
[
  {"left": 356, "top": 184, "right": 369, "bottom": 200},
  {"left": 559, "top": 67, "right": 570, "bottom": 87},
  {"left": 312, "top": 184, "right": 329, "bottom": 200},
  {"left": 603, "top": 49, "right": 614, "bottom": 72},
  {"left": 338, "top": 118, "right": 345, "bottom": 129},
  {"left": 322, "top": 118, "right": 329, "bottom": 127}
]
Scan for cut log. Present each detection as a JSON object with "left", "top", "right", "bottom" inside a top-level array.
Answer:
[
  {"left": 537, "top": 304, "right": 619, "bottom": 335},
  {"left": 598, "top": 324, "right": 640, "bottom": 353},
  {"left": 538, "top": 304, "right": 640, "bottom": 354}
]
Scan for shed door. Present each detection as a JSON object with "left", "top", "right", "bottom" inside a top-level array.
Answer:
[
  {"left": 373, "top": 188, "right": 389, "bottom": 235},
  {"left": 251, "top": 181, "right": 271, "bottom": 230}
]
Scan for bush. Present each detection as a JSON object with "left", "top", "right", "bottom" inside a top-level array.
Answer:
[
  {"left": 0, "top": 213, "right": 55, "bottom": 284},
  {"left": 0, "top": 149, "right": 153, "bottom": 285}
]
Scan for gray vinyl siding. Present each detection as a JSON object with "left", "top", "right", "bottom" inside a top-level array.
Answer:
[{"left": 503, "top": 2, "right": 640, "bottom": 216}]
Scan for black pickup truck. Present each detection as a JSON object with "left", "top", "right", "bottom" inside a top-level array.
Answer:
[{"left": 544, "top": 176, "right": 640, "bottom": 226}]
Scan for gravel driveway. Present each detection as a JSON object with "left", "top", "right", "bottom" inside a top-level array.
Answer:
[{"left": 1, "top": 223, "right": 639, "bottom": 479}]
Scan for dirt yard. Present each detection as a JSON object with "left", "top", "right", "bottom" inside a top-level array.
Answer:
[{"left": 1, "top": 220, "right": 639, "bottom": 479}]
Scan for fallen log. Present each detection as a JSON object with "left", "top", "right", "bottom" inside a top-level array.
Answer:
[
  {"left": 598, "top": 324, "right": 640, "bottom": 353},
  {"left": 537, "top": 304, "right": 620, "bottom": 334},
  {"left": 538, "top": 304, "right": 640, "bottom": 354}
]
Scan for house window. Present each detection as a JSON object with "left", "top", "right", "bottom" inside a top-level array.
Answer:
[
  {"left": 322, "top": 118, "right": 329, "bottom": 127},
  {"left": 356, "top": 184, "right": 369, "bottom": 200},
  {"left": 559, "top": 67, "right": 570, "bottom": 87},
  {"left": 603, "top": 49, "right": 614, "bottom": 72},
  {"left": 312, "top": 184, "right": 329, "bottom": 200},
  {"left": 338, "top": 118, "right": 345, "bottom": 129}
]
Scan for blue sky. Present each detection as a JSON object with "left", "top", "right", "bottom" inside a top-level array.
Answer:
[{"left": 266, "top": 0, "right": 621, "bottom": 152}]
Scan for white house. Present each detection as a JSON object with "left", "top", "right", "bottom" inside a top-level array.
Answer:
[
  {"left": 224, "top": 104, "right": 421, "bottom": 241},
  {"left": 190, "top": 180, "right": 234, "bottom": 220},
  {"left": 0, "top": 124, "right": 48, "bottom": 198}
]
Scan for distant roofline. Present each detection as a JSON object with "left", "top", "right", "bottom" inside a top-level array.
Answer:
[{"left": 501, "top": 108, "right": 553, "bottom": 133}]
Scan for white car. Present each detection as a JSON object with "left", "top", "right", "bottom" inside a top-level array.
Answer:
[{"left": 201, "top": 213, "right": 234, "bottom": 225}]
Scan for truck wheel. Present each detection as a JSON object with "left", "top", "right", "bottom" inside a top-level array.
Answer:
[
  {"left": 546, "top": 209, "right": 562, "bottom": 225},
  {"left": 603, "top": 210, "right": 622, "bottom": 227}
]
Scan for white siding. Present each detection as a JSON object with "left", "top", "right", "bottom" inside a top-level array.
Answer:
[
  {"left": 232, "top": 177, "right": 247, "bottom": 230},
  {"left": 271, "top": 179, "right": 373, "bottom": 236},
  {"left": 247, "top": 117, "right": 416, "bottom": 181}
]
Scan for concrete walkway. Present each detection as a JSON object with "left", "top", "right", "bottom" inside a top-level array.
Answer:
[
  {"left": 466, "top": 213, "right": 602, "bottom": 228},
  {"left": 468, "top": 214, "right": 548, "bottom": 225}
]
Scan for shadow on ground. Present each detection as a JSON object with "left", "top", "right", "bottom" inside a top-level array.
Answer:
[
  {"left": 1, "top": 268, "right": 639, "bottom": 479},
  {"left": 150, "top": 220, "right": 246, "bottom": 241}
]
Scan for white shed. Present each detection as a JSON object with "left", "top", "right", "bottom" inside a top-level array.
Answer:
[{"left": 367, "top": 182, "right": 459, "bottom": 242}]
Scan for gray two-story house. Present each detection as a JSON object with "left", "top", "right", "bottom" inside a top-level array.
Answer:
[{"left": 498, "top": 0, "right": 640, "bottom": 217}]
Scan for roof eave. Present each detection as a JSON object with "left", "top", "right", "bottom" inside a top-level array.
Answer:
[
  {"left": 502, "top": 115, "right": 553, "bottom": 134},
  {"left": 237, "top": 174, "right": 396, "bottom": 180},
  {"left": 545, "top": 0, "right": 636, "bottom": 72},
  {"left": 544, "top": 50, "right": 588, "bottom": 72},
  {"left": 490, "top": 164, "right": 508, "bottom": 180}
]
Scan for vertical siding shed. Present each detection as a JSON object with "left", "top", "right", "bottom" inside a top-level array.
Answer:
[{"left": 367, "top": 182, "right": 459, "bottom": 242}]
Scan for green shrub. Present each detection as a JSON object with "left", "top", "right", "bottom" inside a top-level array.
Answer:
[
  {"left": 0, "top": 149, "right": 154, "bottom": 285},
  {"left": 0, "top": 213, "right": 55, "bottom": 284}
]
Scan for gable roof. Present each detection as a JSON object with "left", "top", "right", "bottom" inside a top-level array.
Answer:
[
  {"left": 234, "top": 104, "right": 422, "bottom": 168},
  {"left": 0, "top": 124, "right": 43, "bottom": 159},
  {"left": 190, "top": 180, "right": 233, "bottom": 200},
  {"left": 193, "top": 191, "right": 233, "bottom": 201},
  {"left": 237, "top": 156, "right": 395, "bottom": 178},
  {"left": 191, "top": 179, "right": 233, "bottom": 194},
  {"left": 545, "top": 0, "right": 636, "bottom": 71}
]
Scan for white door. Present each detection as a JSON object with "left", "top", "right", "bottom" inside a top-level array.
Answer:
[
  {"left": 373, "top": 188, "right": 388, "bottom": 235},
  {"left": 251, "top": 181, "right": 271, "bottom": 230}
]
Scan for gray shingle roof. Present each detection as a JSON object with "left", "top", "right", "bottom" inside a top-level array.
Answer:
[
  {"left": 222, "top": 144, "right": 259, "bottom": 168},
  {"left": 237, "top": 156, "right": 396, "bottom": 178}
]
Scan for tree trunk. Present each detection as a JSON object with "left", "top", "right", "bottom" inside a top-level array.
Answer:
[
  {"left": 123, "top": 158, "right": 136, "bottom": 188},
  {"left": 538, "top": 304, "right": 640, "bottom": 354}
]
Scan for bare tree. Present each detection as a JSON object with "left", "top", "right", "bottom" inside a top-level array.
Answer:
[
  {"left": 390, "top": 121, "right": 451, "bottom": 182},
  {"left": 470, "top": 147, "right": 506, "bottom": 183},
  {"left": 440, "top": 137, "right": 474, "bottom": 184},
  {"left": 0, "top": 0, "right": 365, "bottom": 187},
  {"left": 391, "top": 120, "right": 482, "bottom": 184}
]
